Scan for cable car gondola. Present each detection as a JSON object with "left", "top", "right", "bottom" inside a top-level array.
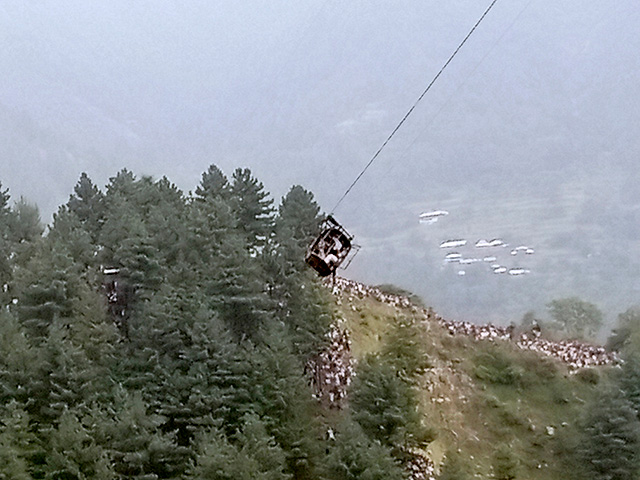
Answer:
[{"left": 305, "top": 216, "right": 354, "bottom": 277}]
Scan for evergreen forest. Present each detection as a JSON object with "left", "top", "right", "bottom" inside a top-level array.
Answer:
[{"left": 1, "top": 166, "right": 640, "bottom": 480}]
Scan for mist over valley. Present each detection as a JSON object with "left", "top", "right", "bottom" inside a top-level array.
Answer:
[{"left": 2, "top": 0, "right": 639, "bottom": 331}]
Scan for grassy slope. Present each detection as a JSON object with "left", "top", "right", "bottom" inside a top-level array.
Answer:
[{"left": 332, "top": 288, "right": 614, "bottom": 479}]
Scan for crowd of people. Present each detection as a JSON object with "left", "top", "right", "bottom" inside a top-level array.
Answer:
[
  {"left": 328, "top": 276, "right": 618, "bottom": 371},
  {"left": 404, "top": 448, "right": 436, "bottom": 480},
  {"left": 305, "top": 325, "right": 353, "bottom": 409},
  {"left": 516, "top": 330, "right": 617, "bottom": 369},
  {"left": 329, "top": 276, "right": 415, "bottom": 309},
  {"left": 440, "top": 319, "right": 514, "bottom": 342},
  {"left": 438, "top": 316, "right": 618, "bottom": 369}
]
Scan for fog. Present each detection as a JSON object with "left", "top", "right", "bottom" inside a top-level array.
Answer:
[{"left": 2, "top": 0, "right": 639, "bottom": 329}]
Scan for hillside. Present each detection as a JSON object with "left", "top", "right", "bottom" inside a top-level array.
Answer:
[{"left": 325, "top": 277, "right": 620, "bottom": 479}]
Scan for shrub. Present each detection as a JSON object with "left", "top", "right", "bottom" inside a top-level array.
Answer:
[
  {"left": 521, "top": 354, "right": 558, "bottom": 382},
  {"left": 473, "top": 351, "right": 523, "bottom": 386},
  {"left": 575, "top": 368, "right": 600, "bottom": 385}
]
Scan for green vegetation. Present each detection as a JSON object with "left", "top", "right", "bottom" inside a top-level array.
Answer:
[
  {"left": 334, "top": 285, "right": 638, "bottom": 479},
  {"left": 576, "top": 385, "right": 640, "bottom": 480},
  {"left": 438, "top": 449, "right": 472, "bottom": 480},
  {"left": 0, "top": 171, "right": 336, "bottom": 480},
  {"left": 0, "top": 172, "right": 638, "bottom": 479},
  {"left": 547, "top": 296, "right": 603, "bottom": 340}
]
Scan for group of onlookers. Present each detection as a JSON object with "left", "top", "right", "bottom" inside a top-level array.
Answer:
[
  {"left": 329, "top": 276, "right": 618, "bottom": 370},
  {"left": 305, "top": 325, "right": 353, "bottom": 409}
]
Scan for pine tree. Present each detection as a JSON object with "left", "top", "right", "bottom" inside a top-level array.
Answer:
[
  {"left": 6, "top": 249, "right": 115, "bottom": 423},
  {"left": 118, "top": 284, "right": 264, "bottom": 474},
  {"left": 122, "top": 286, "right": 212, "bottom": 450},
  {"left": 65, "top": 284, "right": 119, "bottom": 377},
  {"left": 323, "top": 420, "right": 404, "bottom": 480},
  {"left": 67, "top": 172, "right": 106, "bottom": 242},
  {"left": 105, "top": 390, "right": 185, "bottom": 480},
  {"left": 0, "top": 309, "right": 109, "bottom": 476},
  {"left": 117, "top": 233, "right": 164, "bottom": 297},
  {"left": 184, "top": 194, "right": 237, "bottom": 275},
  {"left": 143, "top": 176, "right": 189, "bottom": 269},
  {"left": 206, "top": 235, "right": 270, "bottom": 340},
  {"left": 44, "top": 407, "right": 115, "bottom": 480},
  {"left": 0, "top": 181, "right": 16, "bottom": 304},
  {"left": 195, "top": 164, "right": 231, "bottom": 201},
  {"left": 21, "top": 235, "right": 117, "bottom": 405},
  {"left": 12, "top": 242, "right": 82, "bottom": 341},
  {"left": 0, "top": 181, "right": 12, "bottom": 229},
  {"left": 278, "top": 274, "right": 333, "bottom": 360},
  {"left": 0, "top": 313, "right": 47, "bottom": 477},
  {"left": 261, "top": 185, "right": 331, "bottom": 358},
  {"left": 273, "top": 185, "right": 322, "bottom": 270},
  {"left": 48, "top": 207, "right": 97, "bottom": 270},
  {"left": 351, "top": 354, "right": 433, "bottom": 451},
  {"left": 8, "top": 197, "right": 44, "bottom": 270},
  {"left": 189, "top": 428, "right": 260, "bottom": 480},
  {"left": 99, "top": 179, "right": 167, "bottom": 298},
  {"left": 20, "top": 317, "right": 107, "bottom": 429},
  {"left": 0, "top": 401, "right": 37, "bottom": 480},
  {"left": 230, "top": 167, "right": 275, "bottom": 250},
  {"left": 10, "top": 196, "right": 44, "bottom": 244},
  {"left": 181, "top": 306, "right": 255, "bottom": 439},
  {"left": 247, "top": 329, "right": 323, "bottom": 480},
  {"left": 0, "top": 310, "right": 38, "bottom": 408},
  {"left": 105, "top": 168, "right": 137, "bottom": 198},
  {"left": 235, "top": 413, "right": 291, "bottom": 480},
  {"left": 578, "top": 385, "right": 640, "bottom": 480},
  {"left": 189, "top": 413, "right": 291, "bottom": 480},
  {"left": 608, "top": 306, "right": 640, "bottom": 353},
  {"left": 109, "top": 174, "right": 188, "bottom": 270},
  {"left": 618, "top": 352, "right": 640, "bottom": 419}
]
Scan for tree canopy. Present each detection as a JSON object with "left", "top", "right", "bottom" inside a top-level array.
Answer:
[
  {"left": 547, "top": 297, "right": 603, "bottom": 339},
  {"left": 0, "top": 166, "right": 419, "bottom": 480}
]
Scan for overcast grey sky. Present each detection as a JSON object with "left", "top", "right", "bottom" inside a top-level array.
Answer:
[{"left": 2, "top": 1, "right": 639, "bottom": 326}]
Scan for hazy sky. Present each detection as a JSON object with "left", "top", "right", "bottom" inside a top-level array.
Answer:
[{"left": 2, "top": 1, "right": 639, "bottom": 326}]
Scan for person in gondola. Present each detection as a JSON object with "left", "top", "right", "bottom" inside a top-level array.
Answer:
[
  {"left": 325, "top": 247, "right": 341, "bottom": 284},
  {"left": 325, "top": 249, "right": 339, "bottom": 271},
  {"left": 332, "top": 236, "right": 343, "bottom": 253}
]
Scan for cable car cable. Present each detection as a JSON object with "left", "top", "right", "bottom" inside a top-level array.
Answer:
[
  {"left": 380, "top": 0, "right": 535, "bottom": 179},
  {"left": 330, "top": 0, "right": 500, "bottom": 214}
]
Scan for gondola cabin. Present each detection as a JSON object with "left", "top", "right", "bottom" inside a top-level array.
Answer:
[{"left": 305, "top": 216, "right": 354, "bottom": 277}]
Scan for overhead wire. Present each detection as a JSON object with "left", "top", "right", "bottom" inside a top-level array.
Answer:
[
  {"left": 330, "top": 0, "right": 501, "bottom": 214},
  {"left": 381, "top": 0, "right": 536, "bottom": 180}
]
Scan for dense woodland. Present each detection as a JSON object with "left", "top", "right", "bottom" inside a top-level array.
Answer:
[
  {"left": 0, "top": 166, "right": 421, "bottom": 479},
  {"left": 1, "top": 166, "right": 640, "bottom": 479}
]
